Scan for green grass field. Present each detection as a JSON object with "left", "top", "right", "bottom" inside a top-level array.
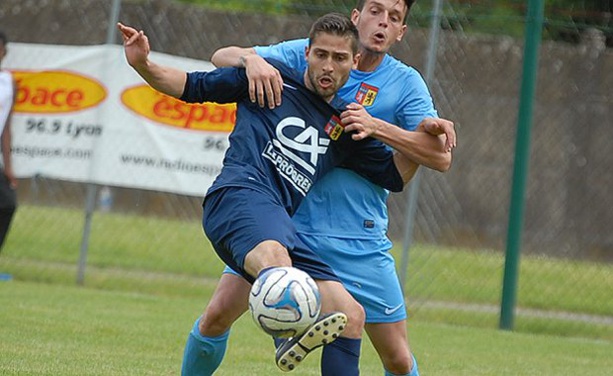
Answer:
[
  {"left": 1, "top": 280, "right": 612, "bottom": 375},
  {"left": 1, "top": 205, "right": 612, "bottom": 374}
]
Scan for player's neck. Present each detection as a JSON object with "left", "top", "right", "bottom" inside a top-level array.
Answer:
[{"left": 355, "top": 49, "right": 385, "bottom": 72}]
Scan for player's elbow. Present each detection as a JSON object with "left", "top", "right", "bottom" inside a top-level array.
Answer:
[
  {"left": 210, "top": 47, "right": 235, "bottom": 67},
  {"left": 431, "top": 153, "right": 452, "bottom": 172},
  {"left": 210, "top": 50, "right": 223, "bottom": 67}
]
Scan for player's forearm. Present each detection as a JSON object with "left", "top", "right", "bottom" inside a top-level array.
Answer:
[
  {"left": 393, "top": 153, "right": 419, "bottom": 185},
  {"left": 211, "top": 46, "right": 256, "bottom": 68},
  {"left": 374, "top": 120, "right": 452, "bottom": 172},
  {"left": 132, "top": 60, "right": 187, "bottom": 98}
]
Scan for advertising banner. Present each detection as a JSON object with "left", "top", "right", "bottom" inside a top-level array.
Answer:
[{"left": 4, "top": 43, "right": 235, "bottom": 197}]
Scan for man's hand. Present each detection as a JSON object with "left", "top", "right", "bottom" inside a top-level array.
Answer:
[
  {"left": 117, "top": 22, "right": 150, "bottom": 69},
  {"left": 116, "top": 22, "right": 187, "bottom": 99},
  {"left": 340, "top": 102, "right": 380, "bottom": 140},
  {"left": 241, "top": 54, "right": 283, "bottom": 109},
  {"left": 417, "top": 117, "right": 456, "bottom": 152}
]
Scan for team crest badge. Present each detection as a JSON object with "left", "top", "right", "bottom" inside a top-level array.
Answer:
[
  {"left": 355, "top": 83, "right": 379, "bottom": 106},
  {"left": 324, "top": 115, "right": 344, "bottom": 141}
]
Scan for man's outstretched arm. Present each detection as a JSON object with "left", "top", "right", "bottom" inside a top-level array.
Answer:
[
  {"left": 117, "top": 22, "right": 187, "bottom": 98},
  {"left": 212, "top": 46, "right": 283, "bottom": 108}
]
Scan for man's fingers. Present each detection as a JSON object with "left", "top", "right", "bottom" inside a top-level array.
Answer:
[
  {"left": 263, "top": 80, "right": 275, "bottom": 109},
  {"left": 271, "top": 75, "right": 283, "bottom": 107},
  {"left": 263, "top": 72, "right": 283, "bottom": 108},
  {"left": 345, "top": 102, "right": 361, "bottom": 110},
  {"left": 117, "top": 23, "right": 138, "bottom": 43},
  {"left": 255, "top": 81, "right": 266, "bottom": 107},
  {"left": 248, "top": 79, "right": 257, "bottom": 104}
]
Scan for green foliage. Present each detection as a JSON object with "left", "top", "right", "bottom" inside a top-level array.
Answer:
[{"left": 176, "top": 0, "right": 613, "bottom": 45}]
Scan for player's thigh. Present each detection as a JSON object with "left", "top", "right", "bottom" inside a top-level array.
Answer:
[
  {"left": 200, "top": 273, "right": 251, "bottom": 335},
  {"left": 316, "top": 279, "right": 365, "bottom": 337},
  {"left": 365, "top": 321, "right": 411, "bottom": 361},
  {"left": 203, "top": 187, "right": 296, "bottom": 282}
]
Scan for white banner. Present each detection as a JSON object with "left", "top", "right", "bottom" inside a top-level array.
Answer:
[{"left": 4, "top": 43, "right": 235, "bottom": 197}]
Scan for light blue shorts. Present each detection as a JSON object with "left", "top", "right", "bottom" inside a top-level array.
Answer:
[{"left": 223, "top": 233, "right": 406, "bottom": 323}]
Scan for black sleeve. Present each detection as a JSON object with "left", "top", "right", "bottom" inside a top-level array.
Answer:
[{"left": 179, "top": 67, "right": 249, "bottom": 104}]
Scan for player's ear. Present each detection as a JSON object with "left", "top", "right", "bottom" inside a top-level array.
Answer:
[
  {"left": 352, "top": 52, "right": 360, "bottom": 69},
  {"left": 350, "top": 8, "right": 360, "bottom": 25},
  {"left": 304, "top": 45, "right": 310, "bottom": 60},
  {"left": 396, "top": 24, "right": 408, "bottom": 42}
]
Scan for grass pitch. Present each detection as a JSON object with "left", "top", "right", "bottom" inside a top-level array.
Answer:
[
  {"left": 1, "top": 205, "right": 612, "bottom": 374},
  {"left": 1, "top": 280, "right": 612, "bottom": 375}
]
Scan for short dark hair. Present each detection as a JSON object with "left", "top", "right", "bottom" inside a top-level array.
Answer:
[
  {"left": 356, "top": 0, "right": 415, "bottom": 24},
  {"left": 0, "top": 30, "right": 8, "bottom": 47},
  {"left": 308, "top": 13, "right": 360, "bottom": 55}
]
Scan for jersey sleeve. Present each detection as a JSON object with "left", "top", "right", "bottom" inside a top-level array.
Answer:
[
  {"left": 396, "top": 68, "right": 438, "bottom": 131},
  {"left": 254, "top": 39, "right": 309, "bottom": 72},
  {"left": 343, "top": 139, "right": 404, "bottom": 192},
  {"left": 180, "top": 67, "right": 249, "bottom": 104}
]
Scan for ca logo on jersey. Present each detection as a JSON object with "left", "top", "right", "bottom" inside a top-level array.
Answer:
[
  {"left": 355, "top": 83, "right": 379, "bottom": 106},
  {"left": 263, "top": 116, "right": 331, "bottom": 196},
  {"left": 272, "top": 116, "right": 330, "bottom": 174}
]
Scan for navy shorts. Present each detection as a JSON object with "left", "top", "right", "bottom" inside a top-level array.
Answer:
[{"left": 202, "top": 186, "right": 339, "bottom": 284}]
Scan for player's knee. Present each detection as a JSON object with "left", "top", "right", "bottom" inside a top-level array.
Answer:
[
  {"left": 199, "top": 303, "right": 236, "bottom": 336},
  {"left": 244, "top": 241, "right": 291, "bottom": 276},
  {"left": 383, "top": 351, "right": 412, "bottom": 375},
  {"left": 343, "top": 301, "right": 365, "bottom": 337}
]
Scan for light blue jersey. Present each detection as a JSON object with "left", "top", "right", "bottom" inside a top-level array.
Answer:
[{"left": 251, "top": 39, "right": 437, "bottom": 322}]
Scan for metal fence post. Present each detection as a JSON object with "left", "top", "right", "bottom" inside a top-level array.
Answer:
[
  {"left": 77, "top": 0, "right": 122, "bottom": 285},
  {"left": 399, "top": 0, "right": 443, "bottom": 293},
  {"left": 499, "top": 0, "right": 544, "bottom": 330}
]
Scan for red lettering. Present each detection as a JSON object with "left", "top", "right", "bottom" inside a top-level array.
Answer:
[
  {"left": 153, "top": 97, "right": 172, "bottom": 118},
  {"left": 209, "top": 106, "right": 229, "bottom": 124},
  {"left": 15, "top": 79, "right": 29, "bottom": 105},
  {"left": 185, "top": 105, "right": 207, "bottom": 128},
  {"left": 15, "top": 83, "right": 85, "bottom": 108},
  {"left": 31, "top": 89, "right": 49, "bottom": 105},
  {"left": 172, "top": 101, "right": 187, "bottom": 121},
  {"left": 65, "top": 90, "right": 83, "bottom": 107}
]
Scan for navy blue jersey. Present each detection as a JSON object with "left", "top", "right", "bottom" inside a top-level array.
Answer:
[{"left": 180, "top": 59, "right": 402, "bottom": 215}]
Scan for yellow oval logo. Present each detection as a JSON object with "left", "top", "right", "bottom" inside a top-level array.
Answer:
[
  {"left": 12, "top": 70, "right": 107, "bottom": 114},
  {"left": 121, "top": 85, "right": 236, "bottom": 133}
]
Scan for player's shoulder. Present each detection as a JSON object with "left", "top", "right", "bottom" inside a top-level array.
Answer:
[
  {"left": 265, "top": 58, "right": 303, "bottom": 82},
  {"left": 381, "top": 54, "right": 422, "bottom": 78}
]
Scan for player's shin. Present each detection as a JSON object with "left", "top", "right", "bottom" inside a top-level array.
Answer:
[
  {"left": 181, "top": 318, "right": 230, "bottom": 376},
  {"left": 321, "top": 336, "right": 361, "bottom": 376}
]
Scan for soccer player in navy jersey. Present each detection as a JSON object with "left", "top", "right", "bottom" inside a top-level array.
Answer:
[
  {"left": 189, "top": 1, "right": 457, "bottom": 376},
  {"left": 119, "top": 13, "right": 451, "bottom": 375}
]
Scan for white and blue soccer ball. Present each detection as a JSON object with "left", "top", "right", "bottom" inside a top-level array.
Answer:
[{"left": 249, "top": 266, "right": 321, "bottom": 338}]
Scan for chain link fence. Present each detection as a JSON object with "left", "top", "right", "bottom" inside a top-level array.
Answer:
[{"left": 0, "top": 0, "right": 611, "bottom": 340}]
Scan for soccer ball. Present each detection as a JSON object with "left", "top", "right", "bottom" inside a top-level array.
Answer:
[{"left": 249, "top": 266, "right": 321, "bottom": 338}]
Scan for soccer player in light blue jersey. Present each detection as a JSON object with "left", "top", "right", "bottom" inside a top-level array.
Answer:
[
  {"left": 183, "top": 1, "right": 456, "bottom": 375},
  {"left": 120, "top": 13, "right": 449, "bottom": 375}
]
